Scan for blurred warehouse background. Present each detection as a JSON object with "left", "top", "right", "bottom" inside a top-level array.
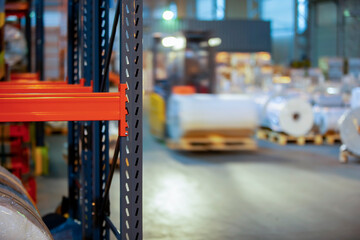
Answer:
[{"left": 1, "top": 0, "right": 360, "bottom": 239}]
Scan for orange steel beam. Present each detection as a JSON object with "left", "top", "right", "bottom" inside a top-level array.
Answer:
[
  {"left": 0, "top": 83, "right": 93, "bottom": 93},
  {"left": 1, "top": 80, "right": 67, "bottom": 85},
  {"left": 0, "top": 85, "right": 128, "bottom": 137},
  {"left": 10, "top": 73, "right": 39, "bottom": 81}
]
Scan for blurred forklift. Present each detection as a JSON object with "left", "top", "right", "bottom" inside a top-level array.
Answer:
[{"left": 149, "top": 31, "right": 258, "bottom": 151}]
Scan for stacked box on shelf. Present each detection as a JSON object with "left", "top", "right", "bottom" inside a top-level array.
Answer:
[
  {"left": 348, "top": 58, "right": 360, "bottom": 78},
  {"left": 319, "top": 57, "right": 344, "bottom": 81}
]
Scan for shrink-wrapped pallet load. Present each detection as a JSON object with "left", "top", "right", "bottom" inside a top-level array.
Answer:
[
  {"left": 167, "top": 94, "right": 259, "bottom": 140},
  {"left": 351, "top": 87, "right": 360, "bottom": 109},
  {"left": 313, "top": 94, "right": 343, "bottom": 107},
  {"left": 313, "top": 106, "right": 348, "bottom": 134},
  {"left": 0, "top": 166, "right": 52, "bottom": 240}
]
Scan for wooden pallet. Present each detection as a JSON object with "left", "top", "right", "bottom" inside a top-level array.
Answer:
[
  {"left": 339, "top": 145, "right": 359, "bottom": 164},
  {"left": 257, "top": 128, "right": 323, "bottom": 146},
  {"left": 45, "top": 126, "right": 68, "bottom": 135},
  {"left": 167, "top": 135, "right": 257, "bottom": 151},
  {"left": 323, "top": 132, "right": 341, "bottom": 145}
]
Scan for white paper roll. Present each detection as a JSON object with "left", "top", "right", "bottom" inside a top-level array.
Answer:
[
  {"left": 339, "top": 108, "right": 360, "bottom": 156},
  {"left": 313, "top": 106, "right": 348, "bottom": 134},
  {"left": 0, "top": 166, "right": 52, "bottom": 240},
  {"left": 351, "top": 87, "right": 360, "bottom": 109},
  {"left": 167, "top": 94, "right": 259, "bottom": 140},
  {"left": 265, "top": 96, "right": 314, "bottom": 136}
]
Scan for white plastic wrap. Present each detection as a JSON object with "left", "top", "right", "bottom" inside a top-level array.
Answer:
[
  {"left": 351, "top": 87, "right": 360, "bottom": 109},
  {"left": 167, "top": 94, "right": 259, "bottom": 140},
  {"left": 5, "top": 24, "right": 27, "bottom": 67},
  {"left": 313, "top": 106, "right": 348, "bottom": 134},
  {"left": 265, "top": 96, "right": 314, "bottom": 136},
  {"left": 0, "top": 204, "right": 50, "bottom": 240},
  {"left": 339, "top": 107, "right": 360, "bottom": 156},
  {"left": 252, "top": 92, "right": 272, "bottom": 126},
  {"left": 0, "top": 166, "right": 52, "bottom": 240},
  {"left": 313, "top": 94, "right": 343, "bottom": 107}
]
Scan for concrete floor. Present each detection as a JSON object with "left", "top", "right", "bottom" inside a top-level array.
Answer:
[{"left": 37, "top": 125, "right": 360, "bottom": 240}]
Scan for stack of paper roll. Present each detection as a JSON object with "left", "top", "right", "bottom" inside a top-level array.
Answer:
[
  {"left": 167, "top": 94, "right": 259, "bottom": 140},
  {"left": 313, "top": 106, "right": 348, "bottom": 134},
  {"left": 265, "top": 96, "right": 314, "bottom": 136},
  {"left": 339, "top": 107, "right": 360, "bottom": 156},
  {"left": 313, "top": 94, "right": 343, "bottom": 107},
  {"left": 351, "top": 87, "right": 360, "bottom": 109},
  {"left": 0, "top": 166, "right": 52, "bottom": 240}
]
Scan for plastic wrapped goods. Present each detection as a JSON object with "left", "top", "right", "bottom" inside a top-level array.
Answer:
[
  {"left": 265, "top": 96, "right": 314, "bottom": 136},
  {"left": 339, "top": 107, "right": 360, "bottom": 156},
  {"left": 167, "top": 94, "right": 259, "bottom": 140},
  {"left": 0, "top": 166, "right": 52, "bottom": 240},
  {"left": 313, "top": 106, "right": 348, "bottom": 134},
  {"left": 351, "top": 88, "right": 360, "bottom": 109},
  {"left": 313, "top": 94, "right": 343, "bottom": 107}
]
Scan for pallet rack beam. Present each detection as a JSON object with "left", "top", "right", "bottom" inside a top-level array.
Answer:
[
  {"left": 0, "top": 80, "right": 66, "bottom": 85},
  {"left": 0, "top": 90, "right": 127, "bottom": 123},
  {"left": 0, "top": 83, "right": 93, "bottom": 93}
]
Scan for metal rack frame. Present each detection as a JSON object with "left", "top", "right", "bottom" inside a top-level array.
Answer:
[
  {"left": 0, "top": 0, "right": 143, "bottom": 239},
  {"left": 67, "top": 0, "right": 143, "bottom": 239}
]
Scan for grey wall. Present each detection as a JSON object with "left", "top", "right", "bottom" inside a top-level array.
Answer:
[{"left": 144, "top": 19, "right": 271, "bottom": 53}]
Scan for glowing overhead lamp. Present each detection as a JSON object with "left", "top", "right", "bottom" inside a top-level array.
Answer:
[
  {"left": 162, "top": 10, "right": 175, "bottom": 21},
  {"left": 161, "top": 36, "right": 177, "bottom": 48},
  {"left": 208, "top": 37, "right": 222, "bottom": 47}
]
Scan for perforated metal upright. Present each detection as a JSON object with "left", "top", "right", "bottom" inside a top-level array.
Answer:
[
  {"left": 66, "top": 0, "right": 143, "bottom": 239},
  {"left": 35, "top": 0, "right": 44, "bottom": 80},
  {"left": 35, "top": 0, "right": 45, "bottom": 147},
  {"left": 67, "top": 0, "right": 81, "bottom": 221},
  {"left": 92, "top": 0, "right": 110, "bottom": 239},
  {"left": 79, "top": 0, "right": 96, "bottom": 238},
  {"left": 119, "top": 1, "right": 143, "bottom": 239}
]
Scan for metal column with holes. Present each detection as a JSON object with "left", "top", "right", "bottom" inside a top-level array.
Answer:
[
  {"left": 120, "top": 1, "right": 143, "bottom": 239},
  {"left": 35, "top": 0, "right": 45, "bottom": 147},
  {"left": 80, "top": 0, "right": 95, "bottom": 238},
  {"left": 67, "top": 0, "right": 81, "bottom": 221},
  {"left": 92, "top": 0, "right": 110, "bottom": 239},
  {"left": 65, "top": 0, "right": 142, "bottom": 238}
]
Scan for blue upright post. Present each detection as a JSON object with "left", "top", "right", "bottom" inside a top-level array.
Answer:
[
  {"left": 79, "top": 0, "right": 96, "bottom": 238},
  {"left": 92, "top": 0, "right": 110, "bottom": 239},
  {"left": 35, "top": 0, "right": 45, "bottom": 147},
  {"left": 67, "top": 0, "right": 81, "bottom": 221}
]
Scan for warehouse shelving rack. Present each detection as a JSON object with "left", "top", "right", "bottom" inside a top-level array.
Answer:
[{"left": 0, "top": 0, "right": 143, "bottom": 239}]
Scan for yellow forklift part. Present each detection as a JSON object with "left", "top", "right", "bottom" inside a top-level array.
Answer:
[{"left": 149, "top": 93, "right": 166, "bottom": 139}]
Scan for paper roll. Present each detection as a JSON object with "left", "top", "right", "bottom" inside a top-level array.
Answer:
[
  {"left": 339, "top": 107, "right": 360, "bottom": 156},
  {"left": 167, "top": 94, "right": 259, "bottom": 140},
  {"left": 265, "top": 96, "right": 314, "bottom": 136},
  {"left": 0, "top": 166, "right": 52, "bottom": 240},
  {"left": 252, "top": 90, "right": 312, "bottom": 127},
  {"left": 313, "top": 106, "right": 348, "bottom": 134},
  {"left": 351, "top": 87, "right": 360, "bottom": 109}
]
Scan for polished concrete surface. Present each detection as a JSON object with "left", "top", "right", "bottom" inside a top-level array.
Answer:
[{"left": 37, "top": 125, "right": 360, "bottom": 240}]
